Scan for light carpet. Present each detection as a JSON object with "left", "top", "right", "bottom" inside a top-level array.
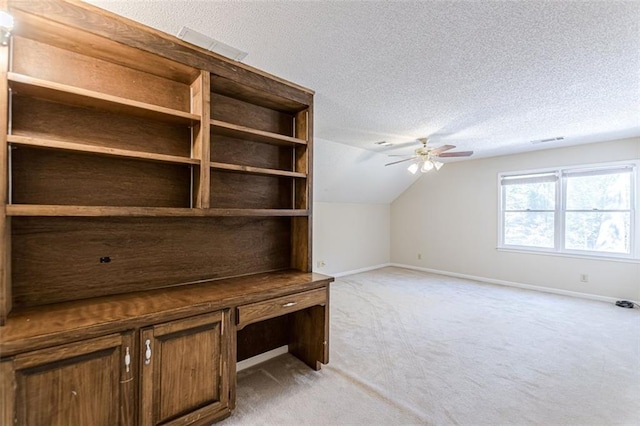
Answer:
[{"left": 221, "top": 267, "right": 640, "bottom": 425}]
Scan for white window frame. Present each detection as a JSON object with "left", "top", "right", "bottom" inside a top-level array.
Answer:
[{"left": 498, "top": 160, "right": 639, "bottom": 261}]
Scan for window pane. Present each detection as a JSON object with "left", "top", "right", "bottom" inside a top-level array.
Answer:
[
  {"left": 566, "top": 172, "right": 631, "bottom": 210},
  {"left": 565, "top": 212, "right": 631, "bottom": 254},
  {"left": 504, "top": 182, "right": 555, "bottom": 210},
  {"left": 504, "top": 212, "right": 554, "bottom": 248}
]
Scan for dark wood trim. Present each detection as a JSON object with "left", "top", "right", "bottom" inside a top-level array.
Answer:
[{"left": 0, "top": 41, "right": 10, "bottom": 325}]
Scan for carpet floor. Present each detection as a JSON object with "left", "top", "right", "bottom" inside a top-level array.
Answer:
[{"left": 221, "top": 267, "right": 640, "bottom": 425}]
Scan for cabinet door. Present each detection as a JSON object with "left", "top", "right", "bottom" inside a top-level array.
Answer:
[
  {"left": 2, "top": 332, "right": 135, "bottom": 426},
  {"left": 140, "top": 310, "right": 231, "bottom": 426}
]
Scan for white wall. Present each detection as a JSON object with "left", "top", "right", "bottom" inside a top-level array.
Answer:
[
  {"left": 313, "top": 202, "right": 390, "bottom": 275},
  {"left": 391, "top": 138, "right": 640, "bottom": 301}
]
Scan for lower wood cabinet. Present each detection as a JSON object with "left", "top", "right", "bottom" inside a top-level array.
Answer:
[
  {"left": 0, "top": 274, "right": 332, "bottom": 425},
  {"left": 1, "top": 332, "right": 136, "bottom": 426},
  {"left": 140, "top": 310, "right": 231, "bottom": 426},
  {"left": 1, "top": 310, "right": 232, "bottom": 426}
]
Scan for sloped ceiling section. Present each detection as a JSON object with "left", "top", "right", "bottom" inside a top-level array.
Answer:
[{"left": 314, "top": 138, "right": 419, "bottom": 204}]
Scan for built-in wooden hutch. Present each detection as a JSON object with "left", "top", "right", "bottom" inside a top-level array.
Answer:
[{"left": 0, "top": 1, "right": 333, "bottom": 424}]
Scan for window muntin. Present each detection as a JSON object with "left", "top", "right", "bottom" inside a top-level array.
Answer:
[{"left": 500, "top": 163, "right": 636, "bottom": 258}]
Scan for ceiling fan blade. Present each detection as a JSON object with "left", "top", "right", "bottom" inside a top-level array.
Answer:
[
  {"left": 430, "top": 144, "right": 456, "bottom": 155},
  {"left": 387, "top": 154, "right": 415, "bottom": 157},
  {"left": 437, "top": 151, "right": 474, "bottom": 158},
  {"left": 385, "top": 157, "right": 417, "bottom": 166}
]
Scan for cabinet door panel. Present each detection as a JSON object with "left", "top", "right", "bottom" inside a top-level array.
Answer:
[
  {"left": 8, "top": 333, "right": 134, "bottom": 426},
  {"left": 140, "top": 310, "right": 231, "bottom": 426}
]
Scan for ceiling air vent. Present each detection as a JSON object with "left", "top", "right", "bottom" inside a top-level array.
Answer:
[
  {"left": 530, "top": 136, "right": 565, "bottom": 144},
  {"left": 177, "top": 26, "right": 248, "bottom": 61}
]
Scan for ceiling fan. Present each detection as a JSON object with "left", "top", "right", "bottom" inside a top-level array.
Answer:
[{"left": 384, "top": 137, "right": 473, "bottom": 174}]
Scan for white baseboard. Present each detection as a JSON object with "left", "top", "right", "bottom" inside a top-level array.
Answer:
[
  {"left": 390, "top": 263, "right": 637, "bottom": 305},
  {"left": 237, "top": 346, "right": 288, "bottom": 371},
  {"left": 329, "top": 263, "right": 392, "bottom": 278}
]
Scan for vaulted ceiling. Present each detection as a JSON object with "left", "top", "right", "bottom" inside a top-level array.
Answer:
[{"left": 86, "top": 0, "right": 640, "bottom": 203}]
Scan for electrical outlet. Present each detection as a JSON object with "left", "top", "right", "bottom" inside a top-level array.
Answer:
[
  {"left": 580, "top": 274, "right": 589, "bottom": 283},
  {"left": 317, "top": 260, "right": 326, "bottom": 268},
  {"left": 417, "top": 253, "right": 422, "bottom": 260}
]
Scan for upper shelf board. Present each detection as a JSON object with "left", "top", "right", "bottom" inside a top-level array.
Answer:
[{"left": 8, "top": 73, "right": 200, "bottom": 125}]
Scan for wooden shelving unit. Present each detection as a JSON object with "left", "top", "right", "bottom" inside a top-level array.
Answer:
[{"left": 0, "top": 1, "right": 330, "bottom": 424}]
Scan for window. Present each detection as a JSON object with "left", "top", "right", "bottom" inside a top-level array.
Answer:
[{"left": 499, "top": 163, "right": 637, "bottom": 258}]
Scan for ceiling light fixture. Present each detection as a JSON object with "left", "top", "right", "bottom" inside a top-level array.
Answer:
[
  {"left": 385, "top": 137, "right": 473, "bottom": 174},
  {"left": 411, "top": 156, "right": 443, "bottom": 174},
  {"left": 408, "top": 142, "right": 445, "bottom": 174},
  {"left": 0, "top": 11, "right": 14, "bottom": 46}
]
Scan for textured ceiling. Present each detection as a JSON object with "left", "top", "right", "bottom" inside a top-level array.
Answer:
[
  {"left": 84, "top": 1, "right": 639, "bottom": 203},
  {"left": 86, "top": 0, "right": 639, "bottom": 160}
]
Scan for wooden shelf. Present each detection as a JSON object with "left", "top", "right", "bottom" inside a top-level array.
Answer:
[
  {"left": 8, "top": 73, "right": 200, "bottom": 125},
  {"left": 211, "top": 120, "right": 306, "bottom": 147},
  {"left": 7, "top": 135, "right": 199, "bottom": 166},
  {"left": 6, "top": 205, "right": 310, "bottom": 217},
  {"left": 211, "top": 75, "right": 308, "bottom": 113},
  {"left": 211, "top": 161, "right": 306, "bottom": 178}
]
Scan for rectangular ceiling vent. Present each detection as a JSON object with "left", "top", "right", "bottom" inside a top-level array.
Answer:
[
  {"left": 177, "top": 26, "right": 248, "bottom": 62},
  {"left": 530, "top": 136, "right": 565, "bottom": 144}
]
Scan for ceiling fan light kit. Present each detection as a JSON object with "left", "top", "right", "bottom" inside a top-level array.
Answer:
[{"left": 385, "top": 137, "right": 473, "bottom": 174}]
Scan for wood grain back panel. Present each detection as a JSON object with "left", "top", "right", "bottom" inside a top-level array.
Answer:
[
  {"left": 211, "top": 93, "right": 294, "bottom": 136},
  {"left": 210, "top": 171, "right": 293, "bottom": 209},
  {"left": 11, "top": 96, "right": 192, "bottom": 157},
  {"left": 12, "top": 36, "right": 191, "bottom": 112},
  {"left": 11, "top": 217, "right": 292, "bottom": 308},
  {"left": 11, "top": 148, "right": 192, "bottom": 207},
  {"left": 210, "top": 134, "right": 294, "bottom": 171},
  {"left": 236, "top": 315, "right": 290, "bottom": 362}
]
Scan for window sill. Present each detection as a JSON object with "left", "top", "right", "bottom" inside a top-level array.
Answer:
[{"left": 496, "top": 247, "right": 640, "bottom": 264}]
